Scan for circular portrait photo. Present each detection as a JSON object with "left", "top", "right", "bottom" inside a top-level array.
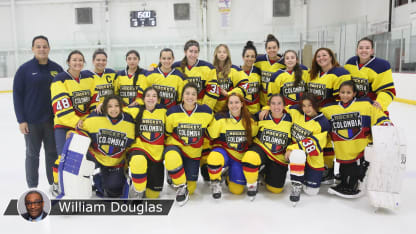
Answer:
[{"left": 17, "top": 189, "right": 51, "bottom": 222}]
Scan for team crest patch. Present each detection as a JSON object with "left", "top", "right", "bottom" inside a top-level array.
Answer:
[
  {"left": 97, "top": 129, "right": 128, "bottom": 156},
  {"left": 247, "top": 82, "right": 259, "bottom": 94},
  {"left": 225, "top": 130, "right": 247, "bottom": 151},
  {"left": 187, "top": 77, "right": 203, "bottom": 93},
  {"left": 176, "top": 123, "right": 203, "bottom": 145},
  {"left": 307, "top": 83, "right": 326, "bottom": 100},
  {"left": 71, "top": 90, "right": 91, "bottom": 114},
  {"left": 153, "top": 84, "right": 176, "bottom": 106},
  {"left": 218, "top": 77, "right": 232, "bottom": 91},
  {"left": 331, "top": 112, "right": 363, "bottom": 140},
  {"left": 291, "top": 124, "right": 312, "bottom": 142},
  {"left": 261, "top": 71, "right": 273, "bottom": 83},
  {"left": 139, "top": 119, "right": 164, "bottom": 142},
  {"left": 50, "top": 71, "right": 58, "bottom": 77},
  {"left": 260, "top": 129, "right": 289, "bottom": 154},
  {"left": 282, "top": 82, "right": 305, "bottom": 102},
  {"left": 351, "top": 77, "right": 370, "bottom": 96},
  {"left": 96, "top": 84, "right": 114, "bottom": 98}
]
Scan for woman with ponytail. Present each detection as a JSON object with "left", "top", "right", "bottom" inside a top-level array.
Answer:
[
  {"left": 268, "top": 50, "right": 309, "bottom": 106},
  {"left": 114, "top": 50, "right": 147, "bottom": 106}
]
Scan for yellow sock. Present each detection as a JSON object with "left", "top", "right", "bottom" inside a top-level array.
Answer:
[
  {"left": 207, "top": 151, "right": 225, "bottom": 181},
  {"left": 165, "top": 150, "right": 186, "bottom": 186},
  {"left": 187, "top": 181, "right": 197, "bottom": 195},
  {"left": 129, "top": 155, "right": 148, "bottom": 192},
  {"left": 241, "top": 151, "right": 261, "bottom": 184},
  {"left": 52, "top": 155, "right": 61, "bottom": 184},
  {"left": 228, "top": 181, "right": 244, "bottom": 195},
  {"left": 145, "top": 189, "right": 160, "bottom": 198},
  {"left": 266, "top": 184, "right": 283, "bottom": 194}
]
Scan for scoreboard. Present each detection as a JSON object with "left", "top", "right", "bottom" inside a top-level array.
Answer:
[{"left": 130, "top": 10, "right": 157, "bottom": 27}]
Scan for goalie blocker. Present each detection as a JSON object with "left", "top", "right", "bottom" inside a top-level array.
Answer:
[{"left": 365, "top": 126, "right": 406, "bottom": 210}]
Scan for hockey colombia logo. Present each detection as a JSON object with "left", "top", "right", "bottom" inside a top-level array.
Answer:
[
  {"left": 218, "top": 77, "right": 232, "bottom": 91},
  {"left": 71, "top": 90, "right": 91, "bottom": 114},
  {"left": 282, "top": 82, "right": 306, "bottom": 102},
  {"left": 351, "top": 77, "right": 370, "bottom": 96},
  {"left": 97, "top": 129, "right": 128, "bottom": 156},
  {"left": 152, "top": 84, "right": 176, "bottom": 107},
  {"left": 139, "top": 119, "right": 164, "bottom": 142},
  {"left": 176, "top": 123, "right": 203, "bottom": 145},
  {"left": 186, "top": 77, "right": 203, "bottom": 93},
  {"left": 260, "top": 129, "right": 289, "bottom": 154},
  {"left": 306, "top": 83, "right": 326, "bottom": 100},
  {"left": 331, "top": 112, "right": 362, "bottom": 140},
  {"left": 225, "top": 130, "right": 247, "bottom": 151},
  {"left": 96, "top": 84, "right": 114, "bottom": 98},
  {"left": 291, "top": 124, "right": 312, "bottom": 142}
]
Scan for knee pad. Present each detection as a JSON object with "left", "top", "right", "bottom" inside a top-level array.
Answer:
[
  {"left": 164, "top": 150, "right": 183, "bottom": 171},
  {"left": 242, "top": 151, "right": 261, "bottom": 166},
  {"left": 145, "top": 188, "right": 160, "bottom": 198},
  {"left": 207, "top": 151, "right": 225, "bottom": 181},
  {"left": 187, "top": 180, "right": 197, "bottom": 195},
  {"left": 228, "top": 181, "right": 244, "bottom": 195},
  {"left": 303, "top": 185, "right": 319, "bottom": 196},
  {"left": 129, "top": 155, "right": 147, "bottom": 174},
  {"left": 266, "top": 184, "right": 283, "bottom": 194}
]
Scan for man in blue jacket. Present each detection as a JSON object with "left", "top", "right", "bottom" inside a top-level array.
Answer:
[{"left": 13, "top": 35, "right": 63, "bottom": 189}]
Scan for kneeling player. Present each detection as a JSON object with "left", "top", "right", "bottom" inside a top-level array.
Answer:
[
  {"left": 321, "top": 80, "right": 391, "bottom": 198},
  {"left": 125, "top": 87, "right": 166, "bottom": 199},
  {"left": 206, "top": 93, "right": 258, "bottom": 199},
  {"left": 164, "top": 83, "right": 213, "bottom": 206},
  {"left": 241, "top": 94, "right": 291, "bottom": 200},
  {"left": 284, "top": 93, "right": 331, "bottom": 205},
  {"left": 54, "top": 95, "right": 135, "bottom": 198}
]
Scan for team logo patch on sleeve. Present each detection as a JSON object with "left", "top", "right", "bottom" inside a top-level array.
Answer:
[
  {"left": 71, "top": 90, "right": 91, "bottom": 114},
  {"left": 97, "top": 129, "right": 128, "bottom": 156},
  {"left": 307, "top": 83, "right": 327, "bottom": 100},
  {"left": 225, "top": 130, "right": 247, "bottom": 151},
  {"left": 291, "top": 124, "right": 312, "bottom": 142},
  {"left": 282, "top": 82, "right": 306, "bottom": 102},
  {"left": 331, "top": 112, "right": 363, "bottom": 140},
  {"left": 139, "top": 119, "right": 164, "bottom": 142},
  {"left": 176, "top": 123, "right": 203, "bottom": 145},
  {"left": 260, "top": 129, "right": 289, "bottom": 154},
  {"left": 351, "top": 77, "right": 370, "bottom": 96}
]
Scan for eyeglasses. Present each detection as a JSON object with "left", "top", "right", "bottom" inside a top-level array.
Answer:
[{"left": 25, "top": 200, "right": 43, "bottom": 207}]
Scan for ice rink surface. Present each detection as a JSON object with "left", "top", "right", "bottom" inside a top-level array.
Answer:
[{"left": 0, "top": 93, "right": 414, "bottom": 234}]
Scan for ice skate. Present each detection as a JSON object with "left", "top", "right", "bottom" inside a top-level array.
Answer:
[
  {"left": 321, "top": 167, "right": 335, "bottom": 185},
  {"left": 210, "top": 180, "right": 222, "bottom": 199},
  {"left": 175, "top": 184, "right": 189, "bottom": 206},
  {"left": 246, "top": 182, "right": 258, "bottom": 201},
  {"left": 290, "top": 182, "right": 302, "bottom": 207}
]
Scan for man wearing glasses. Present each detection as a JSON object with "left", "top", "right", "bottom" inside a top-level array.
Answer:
[{"left": 22, "top": 191, "right": 48, "bottom": 221}]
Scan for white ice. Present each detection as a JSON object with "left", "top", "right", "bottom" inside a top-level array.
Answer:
[{"left": 0, "top": 93, "right": 415, "bottom": 234}]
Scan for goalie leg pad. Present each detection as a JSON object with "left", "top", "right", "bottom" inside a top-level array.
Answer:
[{"left": 58, "top": 133, "right": 94, "bottom": 199}]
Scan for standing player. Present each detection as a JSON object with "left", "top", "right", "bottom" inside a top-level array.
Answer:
[
  {"left": 13, "top": 35, "right": 63, "bottom": 189},
  {"left": 308, "top": 48, "right": 351, "bottom": 184},
  {"left": 206, "top": 93, "right": 258, "bottom": 199},
  {"left": 114, "top": 50, "right": 147, "bottom": 106},
  {"left": 212, "top": 44, "right": 248, "bottom": 112},
  {"left": 143, "top": 48, "right": 185, "bottom": 109},
  {"left": 268, "top": 50, "right": 309, "bottom": 106},
  {"left": 344, "top": 37, "right": 396, "bottom": 114},
  {"left": 241, "top": 94, "right": 292, "bottom": 200},
  {"left": 90, "top": 49, "right": 116, "bottom": 110},
  {"left": 172, "top": 40, "right": 219, "bottom": 182},
  {"left": 126, "top": 87, "right": 166, "bottom": 198},
  {"left": 321, "top": 80, "right": 391, "bottom": 198},
  {"left": 241, "top": 41, "right": 262, "bottom": 115},
  {"left": 284, "top": 93, "right": 331, "bottom": 204},
  {"left": 50, "top": 50, "right": 94, "bottom": 194},
  {"left": 164, "top": 83, "right": 213, "bottom": 206},
  {"left": 254, "top": 34, "right": 285, "bottom": 107}
]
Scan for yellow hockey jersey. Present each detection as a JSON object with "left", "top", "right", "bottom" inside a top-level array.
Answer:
[
  {"left": 241, "top": 66, "right": 262, "bottom": 115},
  {"left": 114, "top": 69, "right": 147, "bottom": 106},
  {"left": 268, "top": 65, "right": 310, "bottom": 106},
  {"left": 143, "top": 68, "right": 186, "bottom": 109},
  {"left": 172, "top": 60, "right": 219, "bottom": 110},
  {"left": 254, "top": 54, "right": 285, "bottom": 106},
  {"left": 207, "top": 112, "right": 258, "bottom": 162},
  {"left": 124, "top": 105, "right": 166, "bottom": 162},
  {"left": 253, "top": 112, "right": 292, "bottom": 166},
  {"left": 51, "top": 71, "right": 95, "bottom": 129},
  {"left": 165, "top": 104, "right": 213, "bottom": 159},
  {"left": 307, "top": 67, "right": 351, "bottom": 106},
  {"left": 90, "top": 68, "right": 117, "bottom": 109},
  {"left": 321, "top": 97, "right": 391, "bottom": 163},
  {"left": 76, "top": 111, "right": 135, "bottom": 167},
  {"left": 286, "top": 106, "right": 331, "bottom": 170},
  {"left": 344, "top": 56, "right": 396, "bottom": 111},
  {"left": 215, "top": 65, "right": 248, "bottom": 112}
]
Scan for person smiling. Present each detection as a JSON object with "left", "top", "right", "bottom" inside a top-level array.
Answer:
[
  {"left": 344, "top": 37, "right": 396, "bottom": 115},
  {"left": 90, "top": 49, "right": 116, "bottom": 110},
  {"left": 21, "top": 190, "right": 48, "bottom": 221}
]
